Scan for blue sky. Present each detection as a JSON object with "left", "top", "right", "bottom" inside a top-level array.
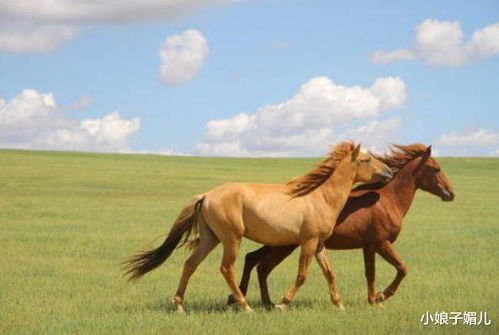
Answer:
[{"left": 0, "top": 0, "right": 498, "bottom": 156}]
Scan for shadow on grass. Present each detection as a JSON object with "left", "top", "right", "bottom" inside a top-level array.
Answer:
[{"left": 140, "top": 296, "right": 323, "bottom": 314}]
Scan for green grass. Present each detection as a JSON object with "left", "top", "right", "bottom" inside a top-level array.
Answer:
[{"left": 0, "top": 149, "right": 497, "bottom": 334}]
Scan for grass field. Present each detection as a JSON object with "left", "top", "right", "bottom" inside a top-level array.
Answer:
[{"left": 1, "top": 149, "right": 498, "bottom": 334}]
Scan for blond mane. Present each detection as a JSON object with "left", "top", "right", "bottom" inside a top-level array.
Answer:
[
  {"left": 375, "top": 143, "right": 428, "bottom": 172},
  {"left": 287, "top": 141, "right": 356, "bottom": 197}
]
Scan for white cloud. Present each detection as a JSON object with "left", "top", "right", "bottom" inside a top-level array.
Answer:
[
  {"left": 37, "top": 112, "right": 140, "bottom": 151},
  {"left": 437, "top": 127, "right": 499, "bottom": 147},
  {"left": 0, "top": 89, "right": 140, "bottom": 152},
  {"left": 340, "top": 116, "right": 401, "bottom": 153},
  {"left": 0, "top": 89, "right": 71, "bottom": 141},
  {"left": 159, "top": 29, "right": 209, "bottom": 85},
  {"left": 371, "top": 19, "right": 499, "bottom": 66},
  {"left": 196, "top": 76, "right": 406, "bottom": 157},
  {"left": 0, "top": 24, "right": 77, "bottom": 53},
  {"left": 196, "top": 141, "right": 250, "bottom": 157},
  {"left": 0, "top": 0, "right": 235, "bottom": 24},
  {"left": 0, "top": 0, "right": 234, "bottom": 53},
  {"left": 205, "top": 113, "right": 255, "bottom": 140},
  {"left": 436, "top": 127, "right": 499, "bottom": 156}
]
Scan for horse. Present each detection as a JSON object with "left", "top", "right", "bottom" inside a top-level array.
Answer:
[
  {"left": 228, "top": 144, "right": 455, "bottom": 307},
  {"left": 123, "top": 142, "right": 393, "bottom": 312}
]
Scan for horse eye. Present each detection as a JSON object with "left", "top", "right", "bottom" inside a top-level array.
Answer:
[{"left": 360, "top": 159, "right": 371, "bottom": 163}]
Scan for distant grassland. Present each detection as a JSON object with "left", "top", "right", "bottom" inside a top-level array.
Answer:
[{"left": 0, "top": 149, "right": 498, "bottom": 334}]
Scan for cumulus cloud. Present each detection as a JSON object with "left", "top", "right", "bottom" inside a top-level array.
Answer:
[
  {"left": 371, "top": 19, "right": 499, "bottom": 66},
  {"left": 37, "top": 112, "right": 140, "bottom": 151},
  {"left": 159, "top": 29, "right": 209, "bottom": 85},
  {"left": 0, "top": 89, "right": 140, "bottom": 152},
  {"left": 0, "top": 23, "right": 77, "bottom": 53},
  {"left": 436, "top": 127, "right": 499, "bottom": 156},
  {"left": 196, "top": 76, "right": 406, "bottom": 157},
  {"left": 0, "top": 0, "right": 233, "bottom": 53},
  {"left": 340, "top": 116, "right": 401, "bottom": 153},
  {"left": 0, "top": 89, "right": 71, "bottom": 142}
]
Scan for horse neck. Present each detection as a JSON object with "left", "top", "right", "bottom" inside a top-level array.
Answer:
[
  {"left": 318, "top": 159, "right": 355, "bottom": 214},
  {"left": 384, "top": 159, "right": 419, "bottom": 217}
]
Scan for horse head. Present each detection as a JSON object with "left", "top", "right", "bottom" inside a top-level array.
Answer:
[
  {"left": 414, "top": 146, "right": 455, "bottom": 201},
  {"left": 351, "top": 144, "right": 394, "bottom": 186}
]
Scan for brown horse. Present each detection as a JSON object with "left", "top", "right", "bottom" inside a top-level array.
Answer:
[
  {"left": 123, "top": 142, "right": 393, "bottom": 312},
  {"left": 228, "top": 144, "right": 455, "bottom": 307}
]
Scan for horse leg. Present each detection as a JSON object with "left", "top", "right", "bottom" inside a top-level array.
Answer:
[
  {"left": 173, "top": 223, "right": 219, "bottom": 312},
  {"left": 375, "top": 241, "right": 407, "bottom": 303},
  {"left": 241, "top": 246, "right": 271, "bottom": 295},
  {"left": 256, "top": 245, "right": 297, "bottom": 307},
  {"left": 226, "top": 245, "right": 272, "bottom": 306},
  {"left": 220, "top": 238, "right": 252, "bottom": 312},
  {"left": 315, "top": 246, "right": 344, "bottom": 310},
  {"left": 227, "top": 245, "right": 271, "bottom": 305},
  {"left": 362, "top": 247, "right": 377, "bottom": 305},
  {"left": 275, "top": 238, "right": 317, "bottom": 310}
]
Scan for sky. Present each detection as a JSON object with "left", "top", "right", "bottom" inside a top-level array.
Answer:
[{"left": 0, "top": 0, "right": 498, "bottom": 157}]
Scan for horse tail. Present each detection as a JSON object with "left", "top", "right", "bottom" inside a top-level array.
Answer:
[{"left": 123, "top": 194, "right": 205, "bottom": 281}]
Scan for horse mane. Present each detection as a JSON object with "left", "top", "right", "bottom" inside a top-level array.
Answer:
[
  {"left": 375, "top": 143, "right": 428, "bottom": 173},
  {"left": 287, "top": 141, "right": 356, "bottom": 197}
]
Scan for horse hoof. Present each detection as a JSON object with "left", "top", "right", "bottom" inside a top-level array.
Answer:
[
  {"left": 337, "top": 303, "right": 345, "bottom": 311},
  {"left": 376, "top": 302, "right": 385, "bottom": 309},
  {"left": 226, "top": 294, "right": 237, "bottom": 306},
  {"left": 263, "top": 302, "right": 274, "bottom": 309},
  {"left": 172, "top": 297, "right": 186, "bottom": 313},
  {"left": 240, "top": 305, "right": 253, "bottom": 312},
  {"left": 275, "top": 303, "right": 287, "bottom": 311},
  {"left": 375, "top": 292, "right": 386, "bottom": 303}
]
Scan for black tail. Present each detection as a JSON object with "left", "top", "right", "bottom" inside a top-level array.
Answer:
[{"left": 123, "top": 195, "right": 205, "bottom": 281}]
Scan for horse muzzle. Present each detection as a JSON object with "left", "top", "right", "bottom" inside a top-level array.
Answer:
[{"left": 440, "top": 189, "right": 455, "bottom": 202}]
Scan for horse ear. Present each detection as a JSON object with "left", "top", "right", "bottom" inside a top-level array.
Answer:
[
  {"left": 351, "top": 144, "right": 361, "bottom": 161},
  {"left": 426, "top": 145, "right": 432, "bottom": 155},
  {"left": 421, "top": 145, "right": 432, "bottom": 164},
  {"left": 415, "top": 145, "right": 432, "bottom": 173}
]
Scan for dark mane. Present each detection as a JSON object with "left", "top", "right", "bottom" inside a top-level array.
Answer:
[
  {"left": 287, "top": 141, "right": 355, "bottom": 197},
  {"left": 375, "top": 143, "right": 428, "bottom": 173}
]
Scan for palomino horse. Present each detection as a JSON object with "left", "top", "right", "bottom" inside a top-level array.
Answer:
[
  {"left": 228, "top": 144, "right": 455, "bottom": 307},
  {"left": 123, "top": 142, "right": 393, "bottom": 312}
]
